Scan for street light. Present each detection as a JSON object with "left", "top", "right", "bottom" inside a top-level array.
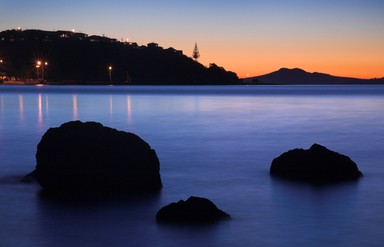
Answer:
[
  {"left": 108, "top": 66, "right": 112, "bottom": 83},
  {"left": 0, "top": 59, "right": 4, "bottom": 81},
  {"left": 36, "top": 64, "right": 40, "bottom": 79},
  {"left": 36, "top": 60, "right": 48, "bottom": 80}
]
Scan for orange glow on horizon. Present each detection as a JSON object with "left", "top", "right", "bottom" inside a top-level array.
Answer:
[
  {"left": 198, "top": 46, "right": 384, "bottom": 79},
  {"left": 191, "top": 31, "right": 384, "bottom": 80}
]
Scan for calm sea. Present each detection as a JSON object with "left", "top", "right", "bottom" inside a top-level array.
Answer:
[{"left": 0, "top": 85, "right": 383, "bottom": 247}]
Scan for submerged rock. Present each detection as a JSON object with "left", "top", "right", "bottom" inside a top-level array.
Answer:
[
  {"left": 156, "top": 196, "right": 230, "bottom": 224},
  {"left": 270, "top": 143, "right": 363, "bottom": 183},
  {"left": 21, "top": 170, "right": 38, "bottom": 183},
  {"left": 33, "top": 121, "right": 162, "bottom": 195}
]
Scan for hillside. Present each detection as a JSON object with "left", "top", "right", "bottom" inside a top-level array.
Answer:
[
  {"left": 244, "top": 68, "right": 384, "bottom": 85},
  {"left": 0, "top": 29, "right": 239, "bottom": 85}
]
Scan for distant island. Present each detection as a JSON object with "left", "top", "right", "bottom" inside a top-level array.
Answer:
[
  {"left": 0, "top": 29, "right": 239, "bottom": 85},
  {"left": 244, "top": 68, "right": 384, "bottom": 85}
]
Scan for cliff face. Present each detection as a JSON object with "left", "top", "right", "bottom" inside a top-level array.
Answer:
[{"left": 0, "top": 29, "right": 239, "bottom": 85}]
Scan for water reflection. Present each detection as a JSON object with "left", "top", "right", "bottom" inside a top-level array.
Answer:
[
  {"left": 1, "top": 85, "right": 384, "bottom": 246},
  {"left": 269, "top": 178, "right": 360, "bottom": 245},
  {"left": 45, "top": 95, "right": 49, "bottom": 116},
  {"left": 36, "top": 192, "right": 163, "bottom": 247},
  {"left": 73, "top": 95, "right": 78, "bottom": 120},
  {"left": 19, "top": 95, "right": 24, "bottom": 121},
  {"left": 109, "top": 96, "right": 113, "bottom": 115},
  {"left": 9, "top": 93, "right": 135, "bottom": 126},
  {"left": 38, "top": 94, "right": 43, "bottom": 125},
  {"left": 127, "top": 96, "right": 132, "bottom": 123}
]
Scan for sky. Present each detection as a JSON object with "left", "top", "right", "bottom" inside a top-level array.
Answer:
[{"left": 1, "top": 0, "right": 383, "bottom": 79}]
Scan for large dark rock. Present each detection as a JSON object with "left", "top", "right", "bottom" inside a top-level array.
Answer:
[
  {"left": 156, "top": 196, "right": 230, "bottom": 224},
  {"left": 270, "top": 143, "right": 363, "bottom": 183},
  {"left": 34, "top": 121, "right": 162, "bottom": 194}
]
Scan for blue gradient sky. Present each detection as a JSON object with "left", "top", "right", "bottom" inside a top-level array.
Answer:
[{"left": 1, "top": 0, "right": 383, "bottom": 78}]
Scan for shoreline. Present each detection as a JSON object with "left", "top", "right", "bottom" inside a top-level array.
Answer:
[{"left": 2, "top": 81, "right": 384, "bottom": 86}]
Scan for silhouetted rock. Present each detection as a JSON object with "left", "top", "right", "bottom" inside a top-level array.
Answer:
[
  {"left": 21, "top": 170, "right": 38, "bottom": 183},
  {"left": 156, "top": 196, "right": 230, "bottom": 224},
  {"left": 34, "top": 121, "right": 162, "bottom": 195},
  {"left": 244, "top": 67, "right": 383, "bottom": 85},
  {"left": 270, "top": 143, "right": 362, "bottom": 183}
]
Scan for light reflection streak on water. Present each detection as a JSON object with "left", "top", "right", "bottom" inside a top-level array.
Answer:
[
  {"left": 127, "top": 96, "right": 132, "bottom": 124},
  {"left": 73, "top": 95, "right": 78, "bottom": 120},
  {"left": 37, "top": 94, "right": 43, "bottom": 125},
  {"left": 109, "top": 96, "right": 113, "bottom": 115},
  {"left": 45, "top": 95, "right": 49, "bottom": 117},
  {"left": 19, "top": 95, "right": 24, "bottom": 121}
]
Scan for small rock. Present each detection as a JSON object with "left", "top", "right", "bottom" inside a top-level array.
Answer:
[
  {"left": 21, "top": 170, "right": 37, "bottom": 183},
  {"left": 156, "top": 196, "right": 230, "bottom": 224},
  {"left": 270, "top": 143, "right": 363, "bottom": 183}
]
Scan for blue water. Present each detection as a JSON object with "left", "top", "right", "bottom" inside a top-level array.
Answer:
[{"left": 1, "top": 85, "right": 384, "bottom": 247}]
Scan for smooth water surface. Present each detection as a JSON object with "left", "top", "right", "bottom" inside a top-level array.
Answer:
[{"left": 1, "top": 85, "right": 384, "bottom": 246}]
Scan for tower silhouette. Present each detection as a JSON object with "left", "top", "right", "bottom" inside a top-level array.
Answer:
[{"left": 192, "top": 43, "right": 200, "bottom": 60}]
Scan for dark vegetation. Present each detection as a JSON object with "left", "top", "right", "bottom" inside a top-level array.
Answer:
[{"left": 0, "top": 29, "right": 239, "bottom": 85}]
